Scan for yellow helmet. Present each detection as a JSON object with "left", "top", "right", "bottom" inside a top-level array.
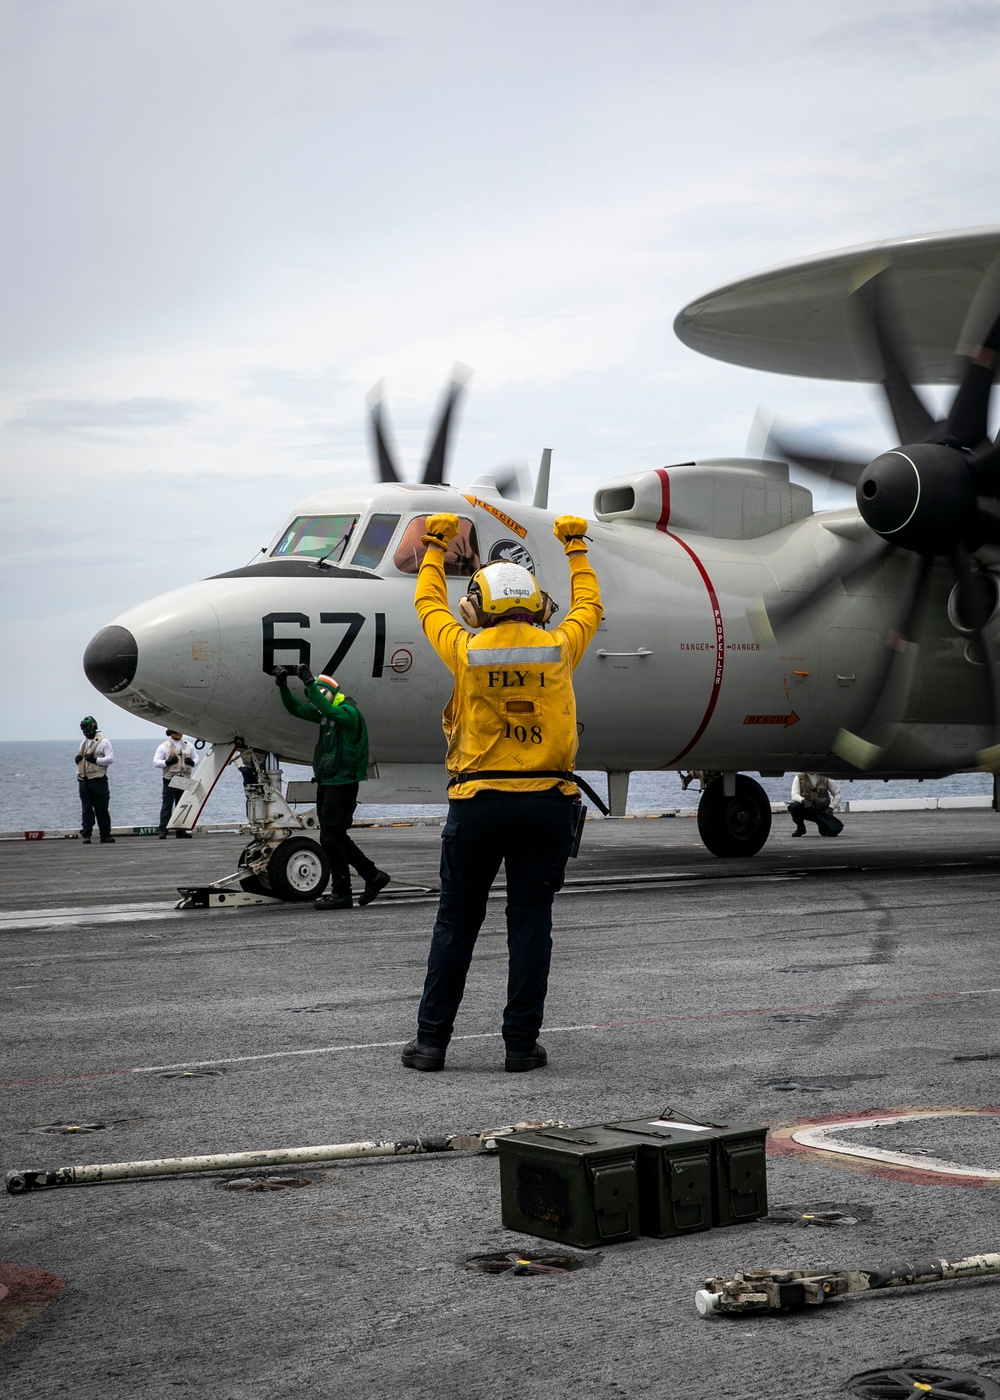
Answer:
[{"left": 459, "top": 562, "right": 554, "bottom": 627}]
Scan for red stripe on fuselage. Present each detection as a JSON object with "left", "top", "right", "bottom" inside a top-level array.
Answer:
[{"left": 654, "top": 468, "right": 725, "bottom": 765}]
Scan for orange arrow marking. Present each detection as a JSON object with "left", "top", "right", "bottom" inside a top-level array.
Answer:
[{"left": 742, "top": 711, "right": 800, "bottom": 728}]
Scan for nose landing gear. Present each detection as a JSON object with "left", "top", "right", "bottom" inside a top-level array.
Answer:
[{"left": 175, "top": 747, "right": 326, "bottom": 909}]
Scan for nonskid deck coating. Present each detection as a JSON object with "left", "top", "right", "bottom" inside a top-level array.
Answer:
[{"left": 3, "top": 810, "right": 1000, "bottom": 1399}]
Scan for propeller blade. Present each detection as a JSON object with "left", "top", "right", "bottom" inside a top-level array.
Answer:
[
  {"left": 943, "top": 306, "right": 1000, "bottom": 449},
  {"left": 422, "top": 369, "right": 470, "bottom": 486},
  {"left": 492, "top": 465, "right": 526, "bottom": 501},
  {"left": 972, "top": 498, "right": 1000, "bottom": 543},
  {"left": 833, "top": 552, "right": 935, "bottom": 769},
  {"left": 466, "top": 468, "right": 524, "bottom": 501},
  {"left": 367, "top": 386, "right": 402, "bottom": 484},
  {"left": 770, "top": 532, "right": 891, "bottom": 629},
  {"left": 849, "top": 271, "right": 936, "bottom": 445},
  {"left": 951, "top": 542, "right": 1000, "bottom": 771},
  {"left": 767, "top": 431, "right": 868, "bottom": 488},
  {"left": 969, "top": 441, "right": 1000, "bottom": 490}
]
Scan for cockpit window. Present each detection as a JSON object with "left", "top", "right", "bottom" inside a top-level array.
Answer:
[
  {"left": 393, "top": 517, "right": 480, "bottom": 576},
  {"left": 272, "top": 514, "right": 359, "bottom": 561},
  {"left": 351, "top": 514, "right": 400, "bottom": 570}
]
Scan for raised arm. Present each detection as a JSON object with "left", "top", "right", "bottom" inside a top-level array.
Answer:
[
  {"left": 414, "top": 513, "right": 468, "bottom": 676},
  {"left": 552, "top": 515, "right": 603, "bottom": 669}
]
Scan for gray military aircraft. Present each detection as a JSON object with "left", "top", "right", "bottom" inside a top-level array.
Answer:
[{"left": 82, "top": 226, "right": 1000, "bottom": 899}]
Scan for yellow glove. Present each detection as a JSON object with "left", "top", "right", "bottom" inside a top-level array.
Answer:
[
  {"left": 422, "top": 512, "right": 461, "bottom": 550},
  {"left": 554, "top": 514, "right": 589, "bottom": 554}
]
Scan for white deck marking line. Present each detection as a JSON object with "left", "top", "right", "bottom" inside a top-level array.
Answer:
[
  {"left": 0, "top": 875, "right": 803, "bottom": 932},
  {"left": 4, "top": 987, "right": 997, "bottom": 1087},
  {"left": 130, "top": 988, "right": 999, "bottom": 1074},
  {"left": 130, "top": 1025, "right": 600, "bottom": 1073},
  {"left": 0, "top": 902, "right": 180, "bottom": 931},
  {"left": 792, "top": 1111, "right": 1000, "bottom": 1180}
]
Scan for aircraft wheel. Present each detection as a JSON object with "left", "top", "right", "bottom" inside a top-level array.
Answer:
[
  {"left": 267, "top": 836, "right": 330, "bottom": 902},
  {"left": 237, "top": 843, "right": 271, "bottom": 897},
  {"left": 697, "top": 775, "right": 771, "bottom": 858}
]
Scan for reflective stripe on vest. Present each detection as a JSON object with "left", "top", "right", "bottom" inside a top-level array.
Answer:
[{"left": 468, "top": 645, "right": 562, "bottom": 665}]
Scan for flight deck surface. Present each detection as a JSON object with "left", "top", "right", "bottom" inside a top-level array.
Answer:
[{"left": 2, "top": 811, "right": 1000, "bottom": 1398}]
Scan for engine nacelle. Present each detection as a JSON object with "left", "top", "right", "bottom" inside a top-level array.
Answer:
[{"left": 593, "top": 458, "right": 813, "bottom": 539}]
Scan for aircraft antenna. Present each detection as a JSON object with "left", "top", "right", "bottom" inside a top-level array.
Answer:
[{"left": 532, "top": 448, "right": 552, "bottom": 509}]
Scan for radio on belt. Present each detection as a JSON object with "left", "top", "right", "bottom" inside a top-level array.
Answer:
[{"left": 496, "top": 1107, "right": 767, "bottom": 1248}]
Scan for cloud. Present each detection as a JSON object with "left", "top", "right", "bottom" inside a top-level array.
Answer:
[
  {"left": 822, "top": 0, "right": 1000, "bottom": 62},
  {"left": 8, "top": 397, "right": 205, "bottom": 431},
  {"left": 288, "top": 27, "right": 392, "bottom": 51}
]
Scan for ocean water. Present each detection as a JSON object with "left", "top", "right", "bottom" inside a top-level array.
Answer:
[{"left": 0, "top": 739, "right": 993, "bottom": 834}]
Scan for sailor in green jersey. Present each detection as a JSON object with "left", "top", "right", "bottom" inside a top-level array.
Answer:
[{"left": 273, "top": 664, "right": 390, "bottom": 910}]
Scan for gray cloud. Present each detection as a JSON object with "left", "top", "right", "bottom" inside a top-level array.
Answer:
[
  {"left": 288, "top": 27, "right": 392, "bottom": 51},
  {"left": 239, "top": 369, "right": 353, "bottom": 407},
  {"left": 8, "top": 397, "right": 205, "bottom": 431},
  {"left": 823, "top": 0, "right": 1000, "bottom": 61}
]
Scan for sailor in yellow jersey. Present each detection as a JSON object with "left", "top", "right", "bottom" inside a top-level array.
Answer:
[{"left": 402, "top": 511, "right": 603, "bottom": 1073}]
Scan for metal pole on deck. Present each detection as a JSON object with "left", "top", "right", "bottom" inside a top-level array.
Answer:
[{"left": 5, "top": 1121, "right": 566, "bottom": 1194}]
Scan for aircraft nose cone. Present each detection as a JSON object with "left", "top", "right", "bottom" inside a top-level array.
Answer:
[{"left": 84, "top": 624, "right": 138, "bottom": 694}]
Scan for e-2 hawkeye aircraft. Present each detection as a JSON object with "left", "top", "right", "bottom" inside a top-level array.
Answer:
[{"left": 83, "top": 225, "right": 1000, "bottom": 901}]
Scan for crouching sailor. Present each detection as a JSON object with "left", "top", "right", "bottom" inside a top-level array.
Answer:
[
  {"left": 402, "top": 512, "right": 603, "bottom": 1074},
  {"left": 788, "top": 771, "right": 844, "bottom": 838}
]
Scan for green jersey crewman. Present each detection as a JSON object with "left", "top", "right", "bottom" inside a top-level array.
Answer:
[{"left": 273, "top": 664, "right": 390, "bottom": 910}]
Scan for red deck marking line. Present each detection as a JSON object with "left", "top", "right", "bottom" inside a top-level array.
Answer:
[
  {"left": 0, "top": 1263, "right": 66, "bottom": 1345},
  {"left": 654, "top": 468, "right": 725, "bottom": 765},
  {"left": 768, "top": 1106, "right": 1000, "bottom": 1189}
]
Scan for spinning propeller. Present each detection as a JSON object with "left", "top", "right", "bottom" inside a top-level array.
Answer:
[
  {"left": 771, "top": 268, "right": 1000, "bottom": 770},
  {"left": 368, "top": 371, "right": 469, "bottom": 487},
  {"left": 367, "top": 372, "right": 549, "bottom": 504}
]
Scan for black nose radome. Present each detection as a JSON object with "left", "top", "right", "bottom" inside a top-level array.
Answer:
[{"left": 84, "top": 625, "right": 138, "bottom": 694}]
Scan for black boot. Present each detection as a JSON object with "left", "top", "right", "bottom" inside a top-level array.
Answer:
[
  {"left": 358, "top": 870, "right": 390, "bottom": 906},
  {"left": 401, "top": 1039, "right": 446, "bottom": 1071},
  {"left": 504, "top": 1043, "right": 547, "bottom": 1073}
]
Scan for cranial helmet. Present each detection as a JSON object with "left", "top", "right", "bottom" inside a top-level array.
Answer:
[
  {"left": 459, "top": 562, "right": 555, "bottom": 628},
  {"left": 315, "top": 673, "right": 339, "bottom": 694},
  {"left": 80, "top": 715, "right": 97, "bottom": 732}
]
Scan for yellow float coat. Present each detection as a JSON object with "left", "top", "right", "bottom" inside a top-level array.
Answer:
[{"left": 415, "top": 548, "right": 603, "bottom": 797}]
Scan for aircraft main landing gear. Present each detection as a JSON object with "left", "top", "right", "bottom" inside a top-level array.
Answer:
[{"left": 697, "top": 774, "right": 772, "bottom": 857}]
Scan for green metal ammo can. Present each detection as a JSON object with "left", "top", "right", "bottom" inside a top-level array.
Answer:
[
  {"left": 496, "top": 1125, "right": 640, "bottom": 1248},
  {"left": 609, "top": 1108, "right": 768, "bottom": 1229},
  {"left": 595, "top": 1117, "right": 713, "bottom": 1237}
]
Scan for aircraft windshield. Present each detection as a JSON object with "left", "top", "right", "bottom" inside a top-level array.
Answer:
[
  {"left": 351, "top": 513, "right": 400, "bottom": 570},
  {"left": 273, "top": 514, "right": 359, "bottom": 560},
  {"left": 393, "top": 517, "right": 480, "bottom": 576}
]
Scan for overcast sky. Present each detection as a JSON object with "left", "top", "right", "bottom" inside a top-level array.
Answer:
[{"left": 3, "top": 0, "right": 1000, "bottom": 740}]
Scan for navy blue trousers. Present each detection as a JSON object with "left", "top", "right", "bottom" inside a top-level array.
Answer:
[
  {"left": 79, "top": 776, "right": 111, "bottom": 839},
  {"left": 788, "top": 801, "right": 843, "bottom": 836},
  {"left": 316, "top": 782, "right": 378, "bottom": 895},
  {"left": 158, "top": 779, "right": 181, "bottom": 833},
  {"left": 416, "top": 790, "right": 576, "bottom": 1053}
]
